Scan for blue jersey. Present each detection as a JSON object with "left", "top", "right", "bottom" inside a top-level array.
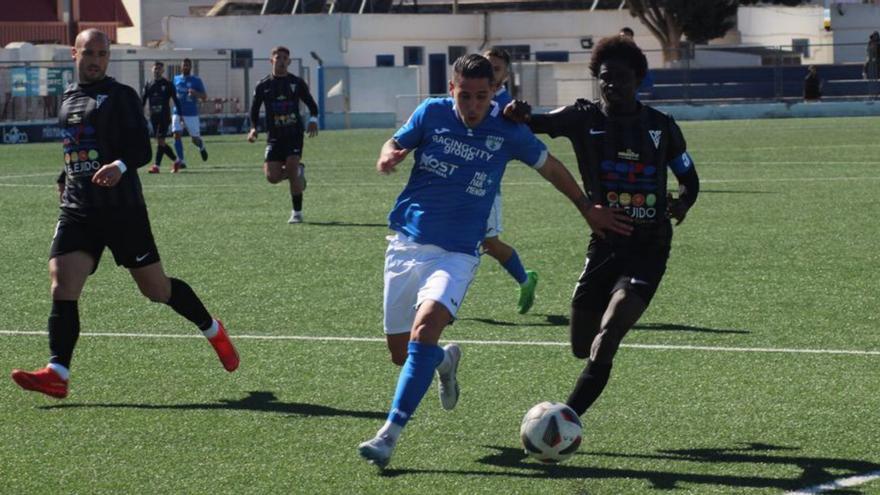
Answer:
[
  {"left": 389, "top": 97, "right": 548, "bottom": 255},
  {"left": 494, "top": 87, "right": 513, "bottom": 107},
  {"left": 172, "top": 74, "right": 206, "bottom": 116}
]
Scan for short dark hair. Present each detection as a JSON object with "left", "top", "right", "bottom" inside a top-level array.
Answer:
[
  {"left": 589, "top": 36, "right": 648, "bottom": 81},
  {"left": 452, "top": 54, "right": 494, "bottom": 84},
  {"left": 619, "top": 27, "right": 635, "bottom": 37},
  {"left": 153, "top": 61, "right": 164, "bottom": 67},
  {"left": 271, "top": 46, "right": 290, "bottom": 56},
  {"left": 183, "top": 58, "right": 192, "bottom": 65},
  {"left": 483, "top": 47, "right": 511, "bottom": 67}
]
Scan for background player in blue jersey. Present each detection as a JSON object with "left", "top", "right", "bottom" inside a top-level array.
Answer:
[
  {"left": 481, "top": 47, "right": 538, "bottom": 314},
  {"left": 506, "top": 36, "right": 699, "bottom": 420},
  {"left": 247, "top": 46, "right": 319, "bottom": 224},
  {"left": 357, "top": 54, "right": 601, "bottom": 469},
  {"left": 171, "top": 58, "right": 208, "bottom": 172}
]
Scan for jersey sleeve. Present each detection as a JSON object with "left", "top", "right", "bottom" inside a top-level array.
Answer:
[
  {"left": 665, "top": 116, "right": 699, "bottom": 209},
  {"left": 528, "top": 104, "right": 584, "bottom": 139},
  {"left": 250, "top": 81, "right": 264, "bottom": 128},
  {"left": 112, "top": 86, "right": 152, "bottom": 169},
  {"left": 665, "top": 117, "right": 692, "bottom": 177},
  {"left": 509, "top": 124, "right": 548, "bottom": 169},
  {"left": 193, "top": 77, "right": 206, "bottom": 94},
  {"left": 392, "top": 98, "right": 431, "bottom": 150},
  {"left": 169, "top": 83, "right": 182, "bottom": 114},
  {"left": 297, "top": 79, "right": 319, "bottom": 118}
]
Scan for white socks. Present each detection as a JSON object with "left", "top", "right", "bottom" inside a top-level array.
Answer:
[
  {"left": 377, "top": 421, "right": 402, "bottom": 445},
  {"left": 201, "top": 319, "right": 219, "bottom": 339},
  {"left": 47, "top": 363, "right": 70, "bottom": 380}
]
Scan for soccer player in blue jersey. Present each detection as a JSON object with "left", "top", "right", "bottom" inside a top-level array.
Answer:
[
  {"left": 357, "top": 54, "right": 618, "bottom": 469},
  {"left": 482, "top": 47, "right": 538, "bottom": 314},
  {"left": 171, "top": 58, "right": 208, "bottom": 172},
  {"left": 506, "top": 36, "right": 699, "bottom": 419}
]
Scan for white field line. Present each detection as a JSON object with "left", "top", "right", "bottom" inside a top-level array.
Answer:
[
  {"left": 3, "top": 175, "right": 880, "bottom": 189},
  {"left": 1, "top": 330, "right": 878, "bottom": 356},
  {"left": 784, "top": 470, "right": 880, "bottom": 494}
]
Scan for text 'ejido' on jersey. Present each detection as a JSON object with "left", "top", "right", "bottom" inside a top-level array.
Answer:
[
  {"left": 389, "top": 97, "right": 548, "bottom": 256},
  {"left": 529, "top": 99, "right": 696, "bottom": 235},
  {"left": 172, "top": 74, "right": 205, "bottom": 116},
  {"left": 58, "top": 77, "right": 152, "bottom": 211},
  {"left": 250, "top": 73, "right": 319, "bottom": 140}
]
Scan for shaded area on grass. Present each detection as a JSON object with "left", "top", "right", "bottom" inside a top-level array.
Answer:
[{"left": 40, "top": 390, "right": 385, "bottom": 420}]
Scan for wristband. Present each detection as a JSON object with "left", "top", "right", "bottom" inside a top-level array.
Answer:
[
  {"left": 308, "top": 116, "right": 318, "bottom": 124},
  {"left": 112, "top": 160, "right": 127, "bottom": 174}
]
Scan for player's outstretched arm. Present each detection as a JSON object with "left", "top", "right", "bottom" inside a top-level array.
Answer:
[
  {"left": 376, "top": 139, "right": 410, "bottom": 175},
  {"left": 537, "top": 154, "right": 633, "bottom": 239}
]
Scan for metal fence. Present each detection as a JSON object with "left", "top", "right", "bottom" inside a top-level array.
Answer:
[{"left": 0, "top": 57, "right": 307, "bottom": 123}]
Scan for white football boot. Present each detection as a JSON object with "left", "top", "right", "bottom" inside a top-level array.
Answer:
[{"left": 437, "top": 343, "right": 461, "bottom": 411}]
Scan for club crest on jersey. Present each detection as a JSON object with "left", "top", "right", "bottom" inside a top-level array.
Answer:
[
  {"left": 485, "top": 135, "right": 504, "bottom": 152},
  {"left": 96, "top": 94, "right": 108, "bottom": 108},
  {"left": 617, "top": 148, "right": 640, "bottom": 161},
  {"left": 290, "top": 83, "right": 297, "bottom": 94},
  {"left": 649, "top": 129, "right": 662, "bottom": 149}
]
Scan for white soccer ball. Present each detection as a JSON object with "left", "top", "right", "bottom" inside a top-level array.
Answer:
[{"left": 519, "top": 401, "right": 583, "bottom": 463}]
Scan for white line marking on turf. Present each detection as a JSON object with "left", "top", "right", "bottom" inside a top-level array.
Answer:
[
  {"left": 1, "top": 330, "right": 878, "bottom": 356},
  {"left": 784, "top": 470, "right": 880, "bottom": 494},
  {"left": 2, "top": 176, "right": 880, "bottom": 189}
]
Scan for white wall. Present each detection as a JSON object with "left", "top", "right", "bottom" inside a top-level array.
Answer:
[
  {"left": 830, "top": 3, "right": 880, "bottom": 63},
  {"left": 118, "top": 0, "right": 210, "bottom": 46},
  {"left": 737, "top": 5, "right": 834, "bottom": 63},
  {"left": 165, "top": 11, "right": 663, "bottom": 97}
]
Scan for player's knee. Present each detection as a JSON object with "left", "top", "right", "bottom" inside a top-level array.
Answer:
[
  {"left": 266, "top": 174, "right": 282, "bottom": 184},
  {"left": 571, "top": 342, "right": 591, "bottom": 360},
  {"left": 390, "top": 352, "right": 407, "bottom": 367}
]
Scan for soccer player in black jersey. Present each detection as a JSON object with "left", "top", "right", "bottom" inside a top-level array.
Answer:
[
  {"left": 10, "top": 29, "right": 240, "bottom": 400},
  {"left": 247, "top": 46, "right": 319, "bottom": 224},
  {"left": 142, "top": 60, "right": 181, "bottom": 174},
  {"left": 506, "top": 36, "right": 700, "bottom": 418}
]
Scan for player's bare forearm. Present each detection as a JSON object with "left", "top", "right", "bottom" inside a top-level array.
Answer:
[
  {"left": 537, "top": 155, "right": 589, "bottom": 216},
  {"left": 377, "top": 139, "right": 409, "bottom": 174}
]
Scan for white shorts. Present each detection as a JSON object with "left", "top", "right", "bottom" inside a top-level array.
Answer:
[
  {"left": 484, "top": 194, "right": 503, "bottom": 238},
  {"left": 383, "top": 233, "right": 480, "bottom": 335},
  {"left": 171, "top": 114, "right": 201, "bottom": 137}
]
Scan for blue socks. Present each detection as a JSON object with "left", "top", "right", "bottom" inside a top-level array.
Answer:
[
  {"left": 387, "top": 341, "right": 445, "bottom": 427},
  {"left": 502, "top": 250, "right": 528, "bottom": 285},
  {"left": 174, "top": 138, "right": 185, "bottom": 162}
]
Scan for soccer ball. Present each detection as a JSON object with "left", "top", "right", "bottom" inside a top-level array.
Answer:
[{"left": 519, "top": 401, "right": 583, "bottom": 463}]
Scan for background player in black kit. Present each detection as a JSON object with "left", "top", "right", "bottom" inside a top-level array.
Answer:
[
  {"left": 142, "top": 60, "right": 181, "bottom": 173},
  {"left": 506, "top": 36, "right": 700, "bottom": 418},
  {"left": 10, "top": 29, "right": 240, "bottom": 400},
  {"left": 247, "top": 45, "right": 319, "bottom": 224}
]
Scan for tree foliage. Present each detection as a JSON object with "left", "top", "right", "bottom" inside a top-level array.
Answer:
[{"left": 626, "top": 0, "right": 810, "bottom": 63}]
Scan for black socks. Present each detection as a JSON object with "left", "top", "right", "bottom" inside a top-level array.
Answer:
[
  {"left": 48, "top": 300, "right": 80, "bottom": 369},
  {"left": 166, "top": 278, "right": 213, "bottom": 331},
  {"left": 566, "top": 360, "right": 613, "bottom": 416}
]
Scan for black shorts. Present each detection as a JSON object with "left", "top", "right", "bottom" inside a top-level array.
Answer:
[
  {"left": 151, "top": 114, "right": 170, "bottom": 138},
  {"left": 264, "top": 133, "right": 304, "bottom": 162},
  {"left": 49, "top": 207, "right": 161, "bottom": 274},
  {"left": 571, "top": 228, "right": 672, "bottom": 312}
]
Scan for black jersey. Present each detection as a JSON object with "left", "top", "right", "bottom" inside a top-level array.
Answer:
[
  {"left": 58, "top": 77, "right": 152, "bottom": 211},
  {"left": 530, "top": 99, "right": 692, "bottom": 236},
  {"left": 250, "top": 73, "right": 319, "bottom": 140},
  {"left": 142, "top": 78, "right": 179, "bottom": 117}
]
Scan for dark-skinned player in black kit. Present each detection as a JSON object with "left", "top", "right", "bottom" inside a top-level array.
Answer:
[{"left": 505, "top": 35, "right": 700, "bottom": 417}]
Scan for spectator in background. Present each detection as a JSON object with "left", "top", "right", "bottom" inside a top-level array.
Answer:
[
  {"left": 620, "top": 27, "right": 654, "bottom": 100},
  {"left": 803, "top": 65, "right": 822, "bottom": 102},
  {"left": 864, "top": 31, "right": 879, "bottom": 81}
]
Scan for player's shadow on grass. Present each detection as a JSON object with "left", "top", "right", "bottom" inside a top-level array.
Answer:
[
  {"left": 40, "top": 391, "right": 385, "bottom": 420},
  {"left": 462, "top": 315, "right": 748, "bottom": 334},
  {"left": 305, "top": 220, "right": 387, "bottom": 228},
  {"left": 380, "top": 442, "right": 880, "bottom": 492},
  {"left": 700, "top": 189, "right": 774, "bottom": 195}
]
